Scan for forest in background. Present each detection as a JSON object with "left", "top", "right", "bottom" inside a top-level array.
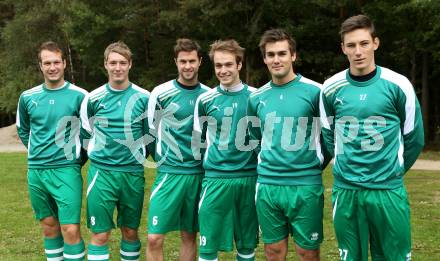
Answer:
[{"left": 0, "top": 0, "right": 439, "bottom": 146}]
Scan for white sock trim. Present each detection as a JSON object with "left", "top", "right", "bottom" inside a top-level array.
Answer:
[
  {"left": 237, "top": 251, "right": 255, "bottom": 259},
  {"left": 120, "top": 249, "right": 140, "bottom": 256},
  {"left": 45, "top": 247, "right": 64, "bottom": 254},
  {"left": 64, "top": 251, "right": 85, "bottom": 259},
  {"left": 87, "top": 254, "right": 110, "bottom": 260},
  {"left": 47, "top": 257, "right": 64, "bottom": 261}
]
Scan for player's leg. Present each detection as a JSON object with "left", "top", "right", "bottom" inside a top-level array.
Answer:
[
  {"left": 180, "top": 174, "right": 203, "bottom": 261},
  {"left": 198, "top": 178, "right": 234, "bottom": 261},
  {"left": 256, "top": 183, "right": 289, "bottom": 261},
  {"left": 86, "top": 165, "right": 118, "bottom": 261},
  {"left": 364, "top": 187, "right": 412, "bottom": 261},
  {"left": 118, "top": 171, "right": 144, "bottom": 261},
  {"left": 49, "top": 166, "right": 85, "bottom": 260},
  {"left": 332, "top": 187, "right": 368, "bottom": 261},
  {"left": 289, "top": 185, "right": 323, "bottom": 261},
  {"left": 27, "top": 168, "right": 64, "bottom": 260},
  {"left": 234, "top": 176, "right": 258, "bottom": 261}
]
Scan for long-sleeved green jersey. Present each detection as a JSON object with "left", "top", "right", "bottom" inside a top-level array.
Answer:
[
  {"left": 16, "top": 82, "right": 88, "bottom": 168},
  {"left": 147, "top": 79, "right": 210, "bottom": 175},
  {"left": 80, "top": 83, "right": 150, "bottom": 173},
  {"left": 247, "top": 75, "right": 328, "bottom": 186},
  {"left": 194, "top": 84, "right": 258, "bottom": 178},
  {"left": 320, "top": 66, "right": 424, "bottom": 189}
]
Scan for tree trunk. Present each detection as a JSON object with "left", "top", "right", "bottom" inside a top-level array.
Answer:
[
  {"left": 410, "top": 53, "right": 416, "bottom": 85},
  {"left": 421, "top": 52, "right": 429, "bottom": 142}
]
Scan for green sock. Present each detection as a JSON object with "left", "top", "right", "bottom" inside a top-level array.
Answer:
[
  {"left": 87, "top": 243, "right": 109, "bottom": 261},
  {"left": 199, "top": 252, "right": 218, "bottom": 261},
  {"left": 236, "top": 248, "right": 255, "bottom": 261},
  {"left": 44, "top": 236, "right": 64, "bottom": 260},
  {"left": 64, "top": 239, "right": 85, "bottom": 260},
  {"left": 120, "top": 239, "right": 141, "bottom": 260}
]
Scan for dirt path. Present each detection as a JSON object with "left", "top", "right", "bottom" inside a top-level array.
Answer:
[{"left": 1, "top": 124, "right": 439, "bottom": 170}]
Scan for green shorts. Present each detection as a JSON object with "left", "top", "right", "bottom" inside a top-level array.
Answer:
[
  {"left": 198, "top": 176, "right": 259, "bottom": 253},
  {"left": 86, "top": 164, "right": 145, "bottom": 233},
  {"left": 148, "top": 172, "right": 202, "bottom": 234},
  {"left": 332, "top": 186, "right": 411, "bottom": 261},
  {"left": 256, "top": 183, "right": 324, "bottom": 250},
  {"left": 27, "top": 166, "right": 83, "bottom": 224}
]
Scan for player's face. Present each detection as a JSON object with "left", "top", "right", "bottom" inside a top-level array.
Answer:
[
  {"left": 342, "top": 28, "right": 379, "bottom": 76},
  {"left": 105, "top": 52, "right": 131, "bottom": 87},
  {"left": 213, "top": 51, "right": 242, "bottom": 88},
  {"left": 175, "top": 50, "right": 201, "bottom": 85},
  {"left": 263, "top": 40, "right": 296, "bottom": 85},
  {"left": 39, "top": 50, "right": 66, "bottom": 87}
]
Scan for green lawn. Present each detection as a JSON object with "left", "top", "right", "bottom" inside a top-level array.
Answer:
[{"left": 0, "top": 152, "right": 439, "bottom": 260}]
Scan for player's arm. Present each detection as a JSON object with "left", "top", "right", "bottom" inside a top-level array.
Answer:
[
  {"left": 79, "top": 94, "right": 93, "bottom": 165},
  {"left": 397, "top": 80, "right": 424, "bottom": 172},
  {"left": 146, "top": 90, "right": 162, "bottom": 161},
  {"left": 246, "top": 96, "right": 262, "bottom": 154},
  {"left": 16, "top": 94, "right": 30, "bottom": 148},
  {"left": 193, "top": 95, "right": 207, "bottom": 160},
  {"left": 143, "top": 96, "right": 155, "bottom": 160},
  {"left": 319, "top": 88, "right": 335, "bottom": 158}
]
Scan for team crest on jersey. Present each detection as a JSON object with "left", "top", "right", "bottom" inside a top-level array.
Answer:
[{"left": 335, "top": 97, "right": 344, "bottom": 105}]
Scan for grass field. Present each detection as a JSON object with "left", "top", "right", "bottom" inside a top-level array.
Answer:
[{"left": 0, "top": 152, "right": 439, "bottom": 260}]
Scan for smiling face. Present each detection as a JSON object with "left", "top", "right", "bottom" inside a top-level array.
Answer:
[
  {"left": 104, "top": 51, "right": 131, "bottom": 89},
  {"left": 39, "top": 50, "right": 66, "bottom": 88},
  {"left": 175, "top": 50, "right": 201, "bottom": 86},
  {"left": 341, "top": 28, "right": 379, "bottom": 76},
  {"left": 263, "top": 40, "right": 296, "bottom": 85},
  {"left": 213, "top": 51, "right": 241, "bottom": 88}
]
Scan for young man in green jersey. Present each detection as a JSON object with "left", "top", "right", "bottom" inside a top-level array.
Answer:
[
  {"left": 194, "top": 39, "right": 259, "bottom": 261},
  {"left": 248, "top": 29, "right": 329, "bottom": 261},
  {"left": 16, "top": 41, "right": 87, "bottom": 260},
  {"left": 320, "top": 15, "right": 424, "bottom": 261},
  {"left": 147, "top": 38, "right": 210, "bottom": 261},
  {"left": 81, "top": 41, "right": 151, "bottom": 261}
]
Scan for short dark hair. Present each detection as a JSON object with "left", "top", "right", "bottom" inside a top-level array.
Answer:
[
  {"left": 174, "top": 38, "right": 202, "bottom": 59},
  {"left": 38, "top": 41, "right": 65, "bottom": 62},
  {"left": 209, "top": 39, "right": 245, "bottom": 64},
  {"left": 259, "top": 29, "right": 296, "bottom": 57},
  {"left": 340, "top": 14, "right": 377, "bottom": 42}
]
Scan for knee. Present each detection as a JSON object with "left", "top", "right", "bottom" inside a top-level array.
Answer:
[
  {"left": 41, "top": 217, "right": 61, "bottom": 238},
  {"left": 148, "top": 234, "right": 164, "bottom": 249},
  {"left": 181, "top": 231, "right": 196, "bottom": 245},
  {"left": 296, "top": 247, "right": 320, "bottom": 261},
  {"left": 265, "top": 243, "right": 286, "bottom": 260},
  {"left": 91, "top": 232, "right": 110, "bottom": 246},
  {"left": 61, "top": 224, "right": 81, "bottom": 243},
  {"left": 121, "top": 227, "right": 139, "bottom": 241}
]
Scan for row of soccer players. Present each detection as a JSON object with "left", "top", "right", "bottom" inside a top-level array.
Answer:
[{"left": 16, "top": 14, "right": 423, "bottom": 261}]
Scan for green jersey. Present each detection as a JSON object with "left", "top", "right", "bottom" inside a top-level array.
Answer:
[
  {"left": 80, "top": 83, "right": 150, "bottom": 173},
  {"left": 148, "top": 79, "right": 210, "bottom": 175},
  {"left": 16, "top": 82, "right": 88, "bottom": 168},
  {"left": 194, "top": 84, "right": 258, "bottom": 178},
  {"left": 247, "top": 75, "right": 328, "bottom": 186},
  {"left": 320, "top": 66, "right": 424, "bottom": 189}
]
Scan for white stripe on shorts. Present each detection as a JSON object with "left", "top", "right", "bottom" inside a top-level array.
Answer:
[
  {"left": 198, "top": 186, "right": 208, "bottom": 212},
  {"left": 332, "top": 193, "right": 339, "bottom": 220},
  {"left": 150, "top": 174, "right": 168, "bottom": 200},
  {"left": 86, "top": 170, "right": 99, "bottom": 197}
]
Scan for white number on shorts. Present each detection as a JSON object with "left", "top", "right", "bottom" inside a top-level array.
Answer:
[
  {"left": 339, "top": 249, "right": 348, "bottom": 260},
  {"left": 199, "top": 236, "right": 206, "bottom": 246},
  {"left": 152, "top": 216, "right": 158, "bottom": 226},
  {"left": 90, "top": 216, "right": 96, "bottom": 226}
]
